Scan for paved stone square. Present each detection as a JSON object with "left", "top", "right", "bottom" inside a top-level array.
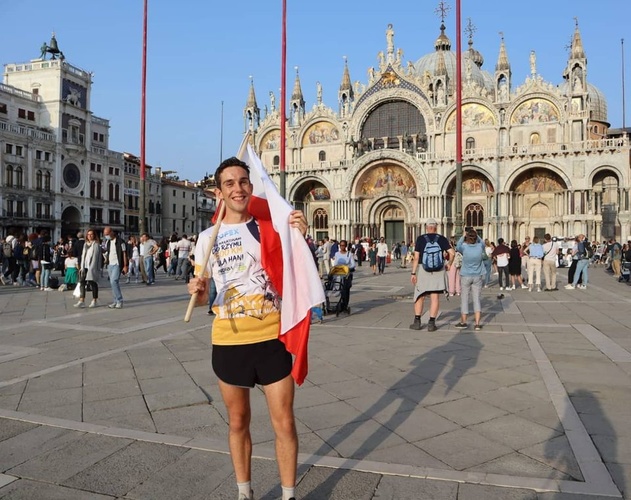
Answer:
[{"left": 0, "top": 263, "right": 629, "bottom": 499}]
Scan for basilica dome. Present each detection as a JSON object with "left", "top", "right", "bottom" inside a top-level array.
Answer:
[{"left": 414, "top": 25, "right": 494, "bottom": 93}]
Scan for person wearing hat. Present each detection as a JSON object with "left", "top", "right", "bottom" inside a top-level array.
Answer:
[{"left": 409, "top": 218, "right": 454, "bottom": 331}]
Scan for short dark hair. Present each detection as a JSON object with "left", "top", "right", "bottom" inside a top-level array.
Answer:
[
  {"left": 498, "top": 237, "right": 504, "bottom": 245},
  {"left": 215, "top": 157, "right": 250, "bottom": 187}
]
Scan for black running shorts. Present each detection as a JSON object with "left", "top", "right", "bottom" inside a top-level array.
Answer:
[{"left": 212, "top": 339, "right": 292, "bottom": 388}]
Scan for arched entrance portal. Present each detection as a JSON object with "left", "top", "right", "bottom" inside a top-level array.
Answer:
[
  {"left": 510, "top": 167, "right": 566, "bottom": 240},
  {"left": 61, "top": 206, "right": 82, "bottom": 239},
  {"left": 379, "top": 204, "right": 405, "bottom": 249},
  {"left": 290, "top": 179, "right": 331, "bottom": 240}
]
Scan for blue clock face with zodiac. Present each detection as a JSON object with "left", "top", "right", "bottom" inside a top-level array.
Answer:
[{"left": 63, "top": 163, "right": 81, "bottom": 189}]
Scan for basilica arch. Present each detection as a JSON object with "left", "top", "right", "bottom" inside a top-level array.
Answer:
[
  {"left": 289, "top": 176, "right": 332, "bottom": 239},
  {"left": 507, "top": 165, "right": 567, "bottom": 241},
  {"left": 365, "top": 194, "right": 416, "bottom": 245},
  {"left": 591, "top": 167, "right": 623, "bottom": 239},
  {"left": 443, "top": 167, "right": 495, "bottom": 238}
]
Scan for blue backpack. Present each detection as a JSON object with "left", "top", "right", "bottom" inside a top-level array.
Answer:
[{"left": 422, "top": 235, "right": 445, "bottom": 272}]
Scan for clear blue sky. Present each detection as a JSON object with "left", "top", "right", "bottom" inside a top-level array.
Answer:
[{"left": 1, "top": 0, "right": 629, "bottom": 181}]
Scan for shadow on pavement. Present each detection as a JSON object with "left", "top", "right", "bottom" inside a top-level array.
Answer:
[{"left": 300, "top": 331, "right": 482, "bottom": 499}]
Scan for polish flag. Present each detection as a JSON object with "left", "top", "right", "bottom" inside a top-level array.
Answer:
[{"left": 242, "top": 143, "right": 325, "bottom": 385}]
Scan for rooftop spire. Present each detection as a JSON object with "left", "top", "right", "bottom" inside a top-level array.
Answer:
[
  {"left": 246, "top": 76, "right": 258, "bottom": 108},
  {"left": 434, "top": 1, "right": 451, "bottom": 51},
  {"left": 339, "top": 56, "right": 353, "bottom": 94},
  {"left": 291, "top": 67, "right": 304, "bottom": 102},
  {"left": 495, "top": 31, "right": 510, "bottom": 71},
  {"left": 466, "top": 18, "right": 484, "bottom": 67},
  {"left": 570, "top": 17, "right": 586, "bottom": 59}
]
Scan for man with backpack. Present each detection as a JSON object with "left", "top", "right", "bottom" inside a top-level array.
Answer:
[{"left": 409, "top": 218, "right": 454, "bottom": 331}]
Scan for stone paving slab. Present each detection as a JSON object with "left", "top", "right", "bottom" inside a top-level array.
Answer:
[{"left": 0, "top": 265, "right": 629, "bottom": 499}]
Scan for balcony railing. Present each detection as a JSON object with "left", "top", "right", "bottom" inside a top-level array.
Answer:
[
  {"left": 276, "top": 137, "right": 629, "bottom": 173},
  {"left": 0, "top": 121, "right": 55, "bottom": 141}
]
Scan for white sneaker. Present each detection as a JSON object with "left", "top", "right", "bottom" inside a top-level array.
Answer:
[
  {"left": 521, "top": 284, "right": 528, "bottom": 289},
  {"left": 73, "top": 301, "right": 85, "bottom": 308},
  {"left": 89, "top": 300, "right": 98, "bottom": 308},
  {"left": 537, "top": 286, "right": 541, "bottom": 292},
  {"left": 564, "top": 284, "right": 575, "bottom": 289},
  {"left": 499, "top": 287, "right": 504, "bottom": 291},
  {"left": 510, "top": 285, "right": 516, "bottom": 290}
]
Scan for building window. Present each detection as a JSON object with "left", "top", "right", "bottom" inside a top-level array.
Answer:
[
  {"left": 5, "top": 144, "right": 13, "bottom": 154},
  {"left": 465, "top": 137, "right": 475, "bottom": 150},
  {"left": 15, "top": 166, "right": 23, "bottom": 188},
  {"left": 173, "top": 189, "right": 176, "bottom": 196},
  {"left": 465, "top": 203, "right": 484, "bottom": 228},
  {"left": 0, "top": 103, "right": 7, "bottom": 114},
  {"left": 318, "top": 151, "right": 326, "bottom": 161},
  {"left": 115, "top": 184, "right": 120, "bottom": 201},
  {"left": 156, "top": 202, "right": 161, "bottom": 214},
  {"left": 36, "top": 202, "right": 43, "bottom": 218},
  {"left": 36, "top": 150, "right": 43, "bottom": 160},
  {"left": 18, "top": 108, "right": 26, "bottom": 119},
  {"left": 16, "top": 200, "right": 25, "bottom": 217},
  {"left": 44, "top": 172, "right": 51, "bottom": 191},
  {"left": 27, "top": 111, "right": 35, "bottom": 121},
  {"left": 16, "top": 146, "right": 23, "bottom": 156},
  {"left": 273, "top": 155, "right": 280, "bottom": 166},
  {"left": 313, "top": 208, "right": 328, "bottom": 229},
  {"left": 109, "top": 183, "right": 114, "bottom": 201},
  {"left": 172, "top": 203, "right": 176, "bottom": 213},
  {"left": 36, "top": 170, "right": 43, "bottom": 190},
  {"left": 90, "top": 180, "right": 96, "bottom": 198},
  {"left": 96, "top": 181, "right": 102, "bottom": 199},
  {"left": 109, "top": 210, "right": 120, "bottom": 224},
  {"left": 5, "top": 165, "right": 13, "bottom": 187},
  {"left": 44, "top": 152, "right": 51, "bottom": 162}
]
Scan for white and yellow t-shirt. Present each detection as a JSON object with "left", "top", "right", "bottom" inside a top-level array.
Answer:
[{"left": 195, "top": 218, "right": 280, "bottom": 346}]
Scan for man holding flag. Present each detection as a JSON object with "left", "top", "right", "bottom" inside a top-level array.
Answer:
[{"left": 188, "top": 147, "right": 323, "bottom": 500}]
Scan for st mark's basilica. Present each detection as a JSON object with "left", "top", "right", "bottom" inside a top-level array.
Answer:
[{"left": 243, "top": 17, "right": 630, "bottom": 246}]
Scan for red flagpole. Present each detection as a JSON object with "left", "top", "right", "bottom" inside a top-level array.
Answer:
[
  {"left": 279, "top": 0, "right": 287, "bottom": 197},
  {"left": 454, "top": 0, "right": 463, "bottom": 238},
  {"left": 139, "top": 0, "right": 148, "bottom": 234}
]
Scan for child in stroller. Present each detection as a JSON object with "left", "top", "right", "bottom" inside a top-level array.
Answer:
[
  {"left": 326, "top": 239, "right": 356, "bottom": 315},
  {"left": 325, "top": 265, "right": 352, "bottom": 315}
]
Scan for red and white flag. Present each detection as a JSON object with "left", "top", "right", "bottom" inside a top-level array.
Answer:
[{"left": 242, "top": 143, "right": 325, "bottom": 385}]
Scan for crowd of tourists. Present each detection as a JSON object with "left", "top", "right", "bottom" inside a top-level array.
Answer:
[{"left": 0, "top": 229, "right": 200, "bottom": 308}]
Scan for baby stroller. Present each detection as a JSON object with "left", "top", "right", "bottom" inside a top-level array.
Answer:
[
  {"left": 620, "top": 261, "right": 631, "bottom": 283},
  {"left": 324, "top": 265, "right": 352, "bottom": 316}
]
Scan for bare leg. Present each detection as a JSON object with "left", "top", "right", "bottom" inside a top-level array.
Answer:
[
  {"left": 218, "top": 381, "right": 252, "bottom": 483},
  {"left": 413, "top": 295, "right": 425, "bottom": 316},
  {"left": 429, "top": 292, "right": 440, "bottom": 317},
  {"left": 263, "top": 374, "right": 297, "bottom": 489}
]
